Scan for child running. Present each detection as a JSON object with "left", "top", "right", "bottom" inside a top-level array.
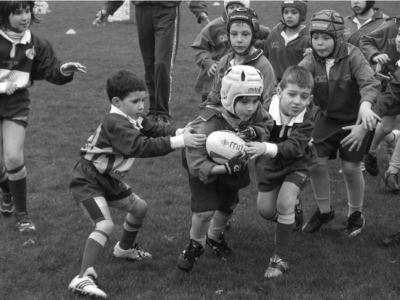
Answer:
[
  {"left": 245, "top": 65, "right": 315, "bottom": 279},
  {"left": 300, "top": 10, "right": 381, "bottom": 237},
  {"left": 68, "top": 69, "right": 206, "bottom": 298},
  {"left": 0, "top": 1, "right": 86, "bottom": 231},
  {"left": 177, "top": 65, "right": 273, "bottom": 272}
]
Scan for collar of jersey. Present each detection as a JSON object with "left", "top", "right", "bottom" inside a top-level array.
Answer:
[
  {"left": 269, "top": 94, "right": 306, "bottom": 125},
  {"left": 110, "top": 105, "right": 143, "bottom": 129},
  {"left": 0, "top": 29, "right": 31, "bottom": 44}
]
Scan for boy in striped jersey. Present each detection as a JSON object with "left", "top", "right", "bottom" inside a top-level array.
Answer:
[{"left": 68, "top": 69, "right": 206, "bottom": 299}]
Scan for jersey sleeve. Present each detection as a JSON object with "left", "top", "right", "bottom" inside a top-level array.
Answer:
[
  {"left": 103, "top": 114, "right": 174, "bottom": 158},
  {"left": 30, "top": 36, "right": 73, "bottom": 85}
]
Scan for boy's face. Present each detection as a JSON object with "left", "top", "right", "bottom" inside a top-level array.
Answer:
[
  {"left": 283, "top": 7, "right": 300, "bottom": 27},
  {"left": 351, "top": 0, "right": 368, "bottom": 15},
  {"left": 278, "top": 83, "right": 312, "bottom": 117},
  {"left": 8, "top": 5, "right": 31, "bottom": 33},
  {"left": 112, "top": 91, "right": 147, "bottom": 120},
  {"left": 234, "top": 96, "right": 259, "bottom": 121},
  {"left": 396, "top": 28, "right": 400, "bottom": 53},
  {"left": 226, "top": 3, "right": 244, "bottom": 16},
  {"left": 311, "top": 32, "right": 335, "bottom": 58},
  {"left": 229, "top": 22, "right": 253, "bottom": 55}
]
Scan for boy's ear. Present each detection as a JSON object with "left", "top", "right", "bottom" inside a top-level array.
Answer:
[{"left": 111, "top": 96, "right": 121, "bottom": 107}]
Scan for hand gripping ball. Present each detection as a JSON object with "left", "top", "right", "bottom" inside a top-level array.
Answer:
[{"left": 206, "top": 130, "right": 246, "bottom": 164}]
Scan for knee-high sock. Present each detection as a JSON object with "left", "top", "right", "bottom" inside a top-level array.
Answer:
[
  {"left": 310, "top": 163, "right": 331, "bottom": 213},
  {"left": 190, "top": 211, "right": 214, "bottom": 246},
  {"left": 8, "top": 165, "right": 27, "bottom": 213},
  {"left": 80, "top": 230, "right": 108, "bottom": 277},
  {"left": 341, "top": 161, "right": 364, "bottom": 216},
  {"left": 208, "top": 210, "right": 231, "bottom": 241},
  {"left": 275, "top": 222, "right": 293, "bottom": 260}
]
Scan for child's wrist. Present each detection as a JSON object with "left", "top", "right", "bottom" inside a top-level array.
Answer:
[{"left": 170, "top": 135, "right": 185, "bottom": 149}]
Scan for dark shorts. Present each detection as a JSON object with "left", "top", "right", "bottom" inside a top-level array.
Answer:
[
  {"left": 69, "top": 159, "right": 132, "bottom": 203},
  {"left": 313, "top": 129, "right": 373, "bottom": 162},
  {"left": 188, "top": 173, "right": 239, "bottom": 214},
  {"left": 0, "top": 94, "right": 30, "bottom": 127},
  {"left": 255, "top": 156, "right": 310, "bottom": 192}
]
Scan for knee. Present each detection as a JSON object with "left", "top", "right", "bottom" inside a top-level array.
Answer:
[
  {"left": 4, "top": 154, "right": 24, "bottom": 170},
  {"left": 257, "top": 203, "right": 276, "bottom": 221},
  {"left": 129, "top": 194, "right": 148, "bottom": 219},
  {"left": 341, "top": 161, "right": 361, "bottom": 175},
  {"left": 95, "top": 219, "right": 114, "bottom": 236},
  {"left": 276, "top": 200, "right": 294, "bottom": 216}
]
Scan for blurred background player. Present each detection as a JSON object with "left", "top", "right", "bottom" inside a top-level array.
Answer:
[
  {"left": 177, "top": 65, "right": 273, "bottom": 272},
  {"left": 205, "top": 7, "right": 276, "bottom": 107},
  {"left": 245, "top": 65, "right": 315, "bottom": 279},
  {"left": 344, "top": 0, "right": 389, "bottom": 48},
  {"left": 300, "top": 10, "right": 381, "bottom": 237},
  {"left": 261, "top": 0, "right": 310, "bottom": 82},
  {"left": 191, "top": 0, "right": 250, "bottom": 102},
  {"left": 93, "top": 1, "right": 208, "bottom": 124},
  {"left": 68, "top": 69, "right": 206, "bottom": 298},
  {"left": 0, "top": 1, "right": 86, "bottom": 231},
  {"left": 360, "top": 15, "right": 400, "bottom": 176}
]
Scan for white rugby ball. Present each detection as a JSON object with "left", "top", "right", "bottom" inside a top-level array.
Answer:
[{"left": 206, "top": 130, "right": 245, "bottom": 164}]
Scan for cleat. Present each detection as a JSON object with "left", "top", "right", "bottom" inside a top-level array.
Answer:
[
  {"left": 383, "top": 171, "right": 400, "bottom": 193},
  {"left": 0, "top": 192, "right": 14, "bottom": 217},
  {"left": 302, "top": 208, "right": 334, "bottom": 233},
  {"left": 15, "top": 213, "right": 36, "bottom": 233},
  {"left": 382, "top": 232, "right": 400, "bottom": 247},
  {"left": 113, "top": 242, "right": 152, "bottom": 261},
  {"left": 293, "top": 197, "right": 303, "bottom": 232},
  {"left": 345, "top": 211, "right": 365, "bottom": 237},
  {"left": 264, "top": 254, "right": 288, "bottom": 279},
  {"left": 177, "top": 239, "right": 204, "bottom": 272},
  {"left": 364, "top": 153, "right": 379, "bottom": 176},
  {"left": 68, "top": 274, "right": 107, "bottom": 299},
  {"left": 206, "top": 234, "right": 232, "bottom": 260}
]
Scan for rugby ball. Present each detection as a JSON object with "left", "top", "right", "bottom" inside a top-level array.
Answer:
[{"left": 206, "top": 130, "right": 246, "bottom": 164}]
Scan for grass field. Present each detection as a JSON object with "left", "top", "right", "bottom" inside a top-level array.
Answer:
[{"left": 1, "top": 1, "right": 400, "bottom": 299}]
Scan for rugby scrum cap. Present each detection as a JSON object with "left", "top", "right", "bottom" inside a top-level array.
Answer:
[
  {"left": 281, "top": 0, "right": 308, "bottom": 23},
  {"left": 227, "top": 7, "right": 260, "bottom": 34},
  {"left": 310, "top": 9, "right": 345, "bottom": 39},
  {"left": 221, "top": 65, "right": 263, "bottom": 115}
]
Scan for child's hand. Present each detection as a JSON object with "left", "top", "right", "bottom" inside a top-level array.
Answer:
[
  {"left": 4, "top": 82, "right": 17, "bottom": 95},
  {"left": 245, "top": 141, "right": 266, "bottom": 159},
  {"left": 207, "top": 63, "right": 217, "bottom": 77},
  {"left": 183, "top": 128, "right": 206, "bottom": 148},
  {"left": 372, "top": 53, "right": 390, "bottom": 65},
  {"left": 224, "top": 152, "right": 249, "bottom": 174},
  {"left": 237, "top": 126, "right": 258, "bottom": 141},
  {"left": 61, "top": 62, "right": 87, "bottom": 75},
  {"left": 341, "top": 124, "right": 368, "bottom": 152},
  {"left": 357, "top": 102, "right": 381, "bottom": 130}
]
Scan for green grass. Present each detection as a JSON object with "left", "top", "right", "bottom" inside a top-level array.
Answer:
[{"left": 1, "top": 1, "right": 400, "bottom": 299}]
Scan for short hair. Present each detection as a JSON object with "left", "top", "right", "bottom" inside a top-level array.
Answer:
[
  {"left": 0, "top": 1, "right": 40, "bottom": 28},
  {"left": 106, "top": 69, "right": 146, "bottom": 102},
  {"left": 279, "top": 65, "right": 314, "bottom": 91}
]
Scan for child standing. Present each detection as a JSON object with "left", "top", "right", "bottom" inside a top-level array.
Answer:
[
  {"left": 205, "top": 7, "right": 276, "bottom": 107},
  {"left": 177, "top": 65, "right": 273, "bottom": 272},
  {"left": 245, "top": 65, "right": 315, "bottom": 279},
  {"left": 300, "top": 10, "right": 381, "bottom": 237},
  {"left": 191, "top": 0, "right": 250, "bottom": 102},
  {"left": 0, "top": 1, "right": 86, "bottom": 231},
  {"left": 262, "top": 0, "right": 310, "bottom": 82},
  {"left": 68, "top": 69, "right": 206, "bottom": 298}
]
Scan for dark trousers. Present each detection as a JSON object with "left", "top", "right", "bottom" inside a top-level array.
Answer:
[{"left": 135, "top": 5, "right": 180, "bottom": 118}]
